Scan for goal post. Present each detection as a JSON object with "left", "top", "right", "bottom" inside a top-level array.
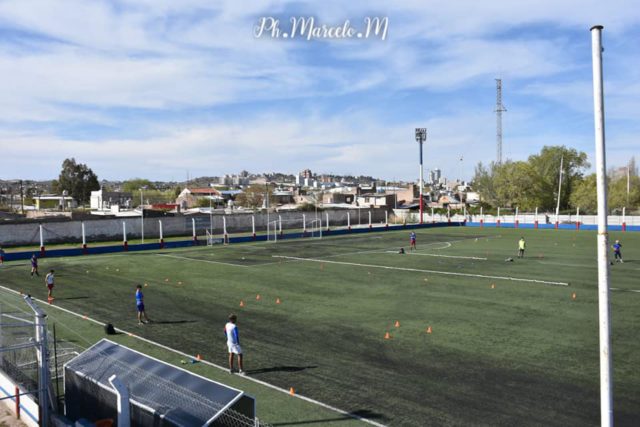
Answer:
[
  {"left": 308, "top": 219, "right": 323, "bottom": 239},
  {"left": 206, "top": 230, "right": 226, "bottom": 246}
]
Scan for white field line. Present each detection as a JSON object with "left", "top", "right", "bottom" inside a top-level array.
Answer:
[
  {"left": 609, "top": 288, "right": 640, "bottom": 293},
  {"left": 156, "top": 253, "right": 249, "bottom": 268},
  {"left": 385, "top": 251, "right": 487, "bottom": 260},
  {"left": 0, "top": 285, "right": 385, "bottom": 427},
  {"left": 1, "top": 313, "right": 34, "bottom": 324},
  {"left": 271, "top": 256, "right": 570, "bottom": 286}
]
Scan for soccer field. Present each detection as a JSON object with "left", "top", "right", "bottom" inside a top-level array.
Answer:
[{"left": 1, "top": 226, "right": 639, "bottom": 426}]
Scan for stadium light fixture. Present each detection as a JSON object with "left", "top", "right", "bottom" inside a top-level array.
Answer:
[{"left": 415, "top": 128, "right": 427, "bottom": 224}]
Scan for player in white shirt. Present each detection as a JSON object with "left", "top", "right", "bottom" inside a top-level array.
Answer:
[{"left": 225, "top": 314, "right": 245, "bottom": 374}]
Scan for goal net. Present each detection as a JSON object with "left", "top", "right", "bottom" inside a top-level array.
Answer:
[
  {"left": 308, "top": 219, "right": 322, "bottom": 239},
  {"left": 206, "top": 229, "right": 226, "bottom": 246}
]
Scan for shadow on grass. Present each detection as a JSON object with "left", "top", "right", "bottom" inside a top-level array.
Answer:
[
  {"left": 246, "top": 365, "right": 318, "bottom": 375},
  {"left": 54, "top": 296, "right": 90, "bottom": 301},
  {"left": 271, "top": 409, "right": 386, "bottom": 426}
]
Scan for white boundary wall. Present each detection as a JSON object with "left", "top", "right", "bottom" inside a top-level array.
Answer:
[
  {"left": 0, "top": 369, "right": 39, "bottom": 427},
  {"left": 0, "top": 209, "right": 387, "bottom": 246}
]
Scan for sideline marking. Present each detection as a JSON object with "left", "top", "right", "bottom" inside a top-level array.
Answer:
[
  {"left": 385, "top": 251, "right": 487, "bottom": 260},
  {"left": 271, "top": 256, "right": 569, "bottom": 286},
  {"left": 0, "top": 285, "right": 386, "bottom": 427},
  {"left": 156, "top": 253, "right": 249, "bottom": 268}
]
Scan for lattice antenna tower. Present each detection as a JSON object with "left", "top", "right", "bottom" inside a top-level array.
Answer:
[{"left": 495, "top": 78, "right": 507, "bottom": 164}]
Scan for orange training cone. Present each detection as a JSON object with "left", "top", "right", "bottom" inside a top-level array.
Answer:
[
  {"left": 196, "top": 354, "right": 202, "bottom": 361},
  {"left": 572, "top": 292, "right": 576, "bottom": 300},
  {"left": 394, "top": 321, "right": 400, "bottom": 328},
  {"left": 384, "top": 332, "right": 391, "bottom": 339},
  {"left": 289, "top": 387, "right": 295, "bottom": 395},
  {"left": 239, "top": 300, "right": 244, "bottom": 307},
  {"left": 491, "top": 283, "right": 495, "bottom": 289},
  {"left": 256, "top": 294, "right": 261, "bottom": 300},
  {"left": 276, "top": 298, "right": 281, "bottom": 304},
  {"left": 426, "top": 326, "right": 432, "bottom": 334}
]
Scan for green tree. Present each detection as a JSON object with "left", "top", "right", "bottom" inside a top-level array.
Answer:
[
  {"left": 471, "top": 162, "right": 499, "bottom": 206},
  {"left": 122, "top": 179, "right": 156, "bottom": 193},
  {"left": 55, "top": 158, "right": 100, "bottom": 204},
  {"left": 527, "top": 146, "right": 589, "bottom": 210},
  {"left": 235, "top": 185, "right": 274, "bottom": 209},
  {"left": 569, "top": 174, "right": 597, "bottom": 213}
]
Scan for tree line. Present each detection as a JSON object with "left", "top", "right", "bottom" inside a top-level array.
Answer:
[{"left": 472, "top": 146, "right": 639, "bottom": 214}]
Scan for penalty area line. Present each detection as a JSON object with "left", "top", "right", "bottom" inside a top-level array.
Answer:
[
  {"left": 385, "top": 251, "right": 487, "bottom": 260},
  {"left": 156, "top": 253, "right": 249, "bottom": 268},
  {"left": 272, "top": 256, "right": 569, "bottom": 286},
  {"left": 0, "top": 284, "right": 386, "bottom": 427}
]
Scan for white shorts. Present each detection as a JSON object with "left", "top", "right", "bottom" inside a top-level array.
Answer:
[{"left": 227, "top": 343, "right": 242, "bottom": 354}]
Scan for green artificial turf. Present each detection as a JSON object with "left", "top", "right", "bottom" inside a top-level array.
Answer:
[{"left": 1, "top": 226, "right": 638, "bottom": 426}]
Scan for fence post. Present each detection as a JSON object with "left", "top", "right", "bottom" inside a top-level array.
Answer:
[
  {"left": 480, "top": 206, "right": 484, "bottom": 227},
  {"left": 252, "top": 215, "right": 256, "bottom": 239},
  {"left": 368, "top": 210, "right": 372, "bottom": 229},
  {"left": 622, "top": 207, "right": 626, "bottom": 231},
  {"left": 515, "top": 207, "right": 519, "bottom": 228},
  {"left": 81, "top": 221, "right": 88, "bottom": 254},
  {"left": 39, "top": 224, "right": 46, "bottom": 256},
  {"left": 122, "top": 222, "right": 128, "bottom": 251},
  {"left": 223, "top": 216, "right": 228, "bottom": 240},
  {"left": 534, "top": 207, "right": 539, "bottom": 229},
  {"left": 159, "top": 220, "right": 164, "bottom": 249},
  {"left": 278, "top": 215, "right": 282, "bottom": 236},
  {"left": 326, "top": 212, "right": 330, "bottom": 231},
  {"left": 15, "top": 386, "right": 20, "bottom": 420},
  {"left": 108, "top": 375, "right": 131, "bottom": 427},
  {"left": 192, "top": 218, "right": 197, "bottom": 244},
  {"left": 385, "top": 210, "right": 389, "bottom": 228},
  {"left": 431, "top": 207, "right": 435, "bottom": 223},
  {"left": 347, "top": 212, "right": 351, "bottom": 231},
  {"left": 303, "top": 214, "right": 306, "bottom": 234},
  {"left": 497, "top": 207, "right": 501, "bottom": 228},
  {"left": 576, "top": 207, "right": 581, "bottom": 230}
]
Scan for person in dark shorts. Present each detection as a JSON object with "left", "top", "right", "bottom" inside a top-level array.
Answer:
[
  {"left": 30, "top": 254, "right": 40, "bottom": 277},
  {"left": 136, "top": 284, "right": 150, "bottom": 324}
]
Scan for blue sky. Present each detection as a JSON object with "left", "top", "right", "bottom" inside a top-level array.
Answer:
[{"left": 0, "top": 0, "right": 638, "bottom": 182}]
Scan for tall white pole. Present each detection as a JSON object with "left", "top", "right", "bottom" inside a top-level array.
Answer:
[
  {"left": 278, "top": 215, "right": 282, "bottom": 234},
  {"left": 555, "top": 154, "right": 564, "bottom": 223},
  {"left": 385, "top": 210, "right": 388, "bottom": 226},
  {"left": 223, "top": 216, "right": 227, "bottom": 236},
  {"left": 252, "top": 215, "right": 256, "bottom": 237},
  {"left": 368, "top": 210, "right": 372, "bottom": 228},
  {"left": 140, "top": 190, "right": 144, "bottom": 244},
  {"left": 159, "top": 220, "right": 163, "bottom": 242},
  {"left": 123, "top": 222, "right": 127, "bottom": 243},
  {"left": 39, "top": 224, "right": 44, "bottom": 251},
  {"left": 591, "top": 24, "right": 613, "bottom": 427},
  {"left": 347, "top": 212, "right": 351, "bottom": 230},
  {"left": 303, "top": 214, "right": 306, "bottom": 232},
  {"left": 326, "top": 212, "right": 330, "bottom": 230},
  {"left": 191, "top": 218, "right": 196, "bottom": 241},
  {"left": 81, "top": 221, "right": 86, "bottom": 249}
]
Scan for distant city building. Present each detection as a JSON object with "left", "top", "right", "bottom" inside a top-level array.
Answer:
[
  {"left": 90, "top": 189, "right": 132, "bottom": 210},
  {"left": 300, "top": 169, "right": 313, "bottom": 179}
]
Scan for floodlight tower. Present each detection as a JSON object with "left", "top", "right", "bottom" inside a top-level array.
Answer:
[
  {"left": 495, "top": 79, "right": 507, "bottom": 164},
  {"left": 415, "top": 128, "right": 427, "bottom": 224}
]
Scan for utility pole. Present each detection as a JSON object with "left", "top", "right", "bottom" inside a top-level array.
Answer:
[{"left": 495, "top": 79, "right": 507, "bottom": 164}]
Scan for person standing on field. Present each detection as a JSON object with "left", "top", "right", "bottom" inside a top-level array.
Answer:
[
  {"left": 409, "top": 231, "right": 417, "bottom": 251},
  {"left": 518, "top": 237, "right": 526, "bottom": 258},
  {"left": 612, "top": 240, "right": 623, "bottom": 263},
  {"left": 45, "top": 269, "right": 55, "bottom": 299},
  {"left": 135, "top": 284, "right": 150, "bottom": 324},
  {"left": 30, "top": 254, "right": 40, "bottom": 277},
  {"left": 225, "top": 314, "right": 245, "bottom": 375}
]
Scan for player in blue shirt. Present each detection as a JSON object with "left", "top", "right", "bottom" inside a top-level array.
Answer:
[
  {"left": 135, "top": 285, "right": 150, "bottom": 324},
  {"left": 409, "top": 231, "right": 417, "bottom": 251},
  {"left": 612, "top": 240, "right": 623, "bottom": 263}
]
